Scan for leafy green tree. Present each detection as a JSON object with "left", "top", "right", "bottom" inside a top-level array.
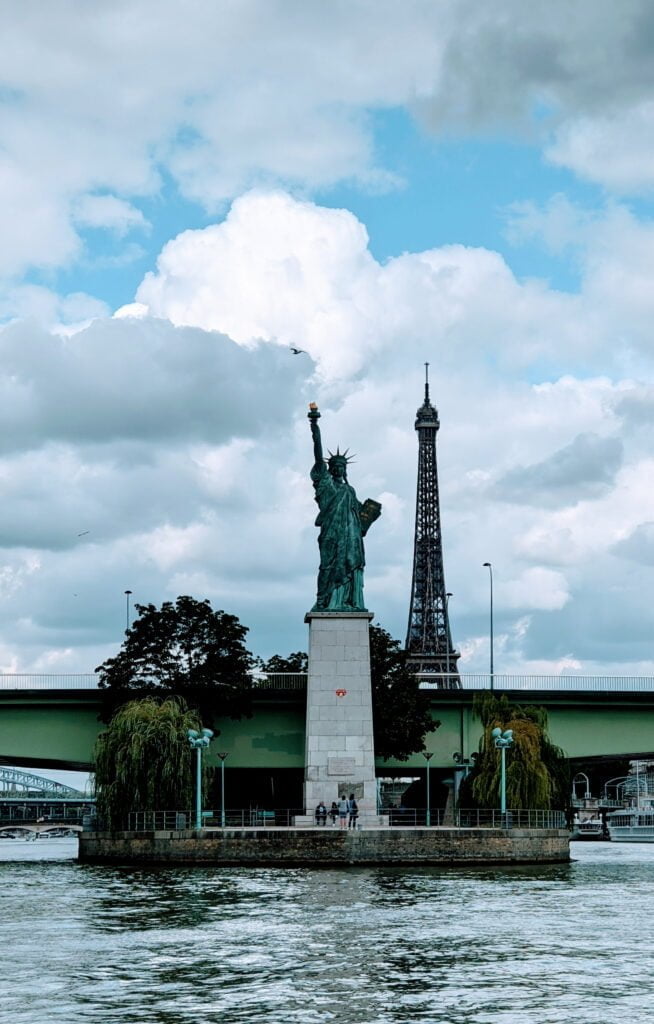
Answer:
[
  {"left": 459, "top": 692, "right": 569, "bottom": 810},
  {"left": 94, "top": 697, "right": 206, "bottom": 829},
  {"left": 96, "top": 595, "right": 254, "bottom": 723},
  {"left": 369, "top": 624, "right": 439, "bottom": 761},
  {"left": 259, "top": 651, "right": 308, "bottom": 673}
]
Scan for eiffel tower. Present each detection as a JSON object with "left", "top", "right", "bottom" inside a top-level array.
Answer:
[{"left": 405, "top": 364, "right": 460, "bottom": 687}]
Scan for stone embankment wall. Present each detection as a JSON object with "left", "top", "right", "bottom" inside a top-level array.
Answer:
[{"left": 80, "top": 827, "right": 569, "bottom": 865}]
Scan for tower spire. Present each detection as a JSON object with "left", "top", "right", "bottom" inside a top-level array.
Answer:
[{"left": 405, "top": 369, "right": 460, "bottom": 687}]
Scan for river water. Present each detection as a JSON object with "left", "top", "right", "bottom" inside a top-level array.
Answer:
[{"left": 1, "top": 839, "right": 652, "bottom": 1024}]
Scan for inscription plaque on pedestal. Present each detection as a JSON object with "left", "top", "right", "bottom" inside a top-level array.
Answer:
[{"left": 328, "top": 757, "right": 356, "bottom": 776}]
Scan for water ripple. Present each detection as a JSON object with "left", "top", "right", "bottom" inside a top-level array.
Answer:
[{"left": 0, "top": 842, "right": 652, "bottom": 1022}]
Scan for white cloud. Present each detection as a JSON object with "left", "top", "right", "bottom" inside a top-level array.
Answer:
[
  {"left": 501, "top": 567, "right": 570, "bottom": 611},
  {"left": 131, "top": 190, "right": 591, "bottom": 382},
  {"left": 0, "top": 284, "right": 109, "bottom": 333},
  {"left": 74, "top": 194, "right": 149, "bottom": 236},
  {"left": 546, "top": 102, "right": 654, "bottom": 193},
  {"left": 0, "top": 0, "right": 652, "bottom": 291}
]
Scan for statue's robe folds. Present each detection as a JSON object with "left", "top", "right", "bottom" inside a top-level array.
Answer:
[{"left": 311, "top": 463, "right": 366, "bottom": 611}]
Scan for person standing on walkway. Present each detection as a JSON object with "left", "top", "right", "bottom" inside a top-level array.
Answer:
[
  {"left": 348, "top": 794, "right": 359, "bottom": 829},
  {"left": 338, "top": 795, "right": 349, "bottom": 829}
]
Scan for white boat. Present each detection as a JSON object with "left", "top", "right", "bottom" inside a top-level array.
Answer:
[
  {"left": 572, "top": 817, "right": 605, "bottom": 840},
  {"left": 606, "top": 761, "right": 654, "bottom": 842},
  {"left": 607, "top": 802, "right": 654, "bottom": 842}
]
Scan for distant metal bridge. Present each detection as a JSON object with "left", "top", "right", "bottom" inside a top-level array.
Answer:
[
  {"left": 0, "top": 823, "right": 82, "bottom": 838},
  {"left": 2, "top": 672, "right": 654, "bottom": 692},
  {"left": 0, "top": 766, "right": 85, "bottom": 798}
]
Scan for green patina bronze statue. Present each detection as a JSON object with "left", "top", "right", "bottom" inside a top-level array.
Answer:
[{"left": 308, "top": 403, "right": 381, "bottom": 611}]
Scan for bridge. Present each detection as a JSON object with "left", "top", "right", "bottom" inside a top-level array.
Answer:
[
  {"left": 0, "top": 823, "right": 82, "bottom": 838},
  {"left": 1, "top": 674, "right": 653, "bottom": 777},
  {"left": 0, "top": 765, "right": 86, "bottom": 797},
  {"left": 0, "top": 766, "right": 94, "bottom": 831}
]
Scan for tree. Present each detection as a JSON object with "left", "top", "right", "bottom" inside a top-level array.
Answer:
[
  {"left": 94, "top": 697, "right": 206, "bottom": 829},
  {"left": 258, "top": 652, "right": 308, "bottom": 673},
  {"left": 459, "top": 692, "right": 570, "bottom": 810},
  {"left": 96, "top": 596, "right": 254, "bottom": 723},
  {"left": 369, "top": 624, "right": 439, "bottom": 761}
]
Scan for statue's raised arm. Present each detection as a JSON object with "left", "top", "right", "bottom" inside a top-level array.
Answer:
[
  {"left": 306, "top": 402, "right": 381, "bottom": 612},
  {"left": 308, "top": 402, "right": 323, "bottom": 469}
]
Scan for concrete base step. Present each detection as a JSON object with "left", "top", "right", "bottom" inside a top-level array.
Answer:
[{"left": 293, "top": 814, "right": 389, "bottom": 828}]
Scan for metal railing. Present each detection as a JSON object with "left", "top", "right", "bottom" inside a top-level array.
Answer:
[
  {"left": 257, "top": 673, "right": 654, "bottom": 692},
  {"left": 124, "top": 807, "right": 566, "bottom": 831},
  {"left": 386, "top": 807, "right": 566, "bottom": 829},
  {"left": 571, "top": 796, "right": 623, "bottom": 808},
  {"left": 252, "top": 673, "right": 307, "bottom": 689},
  {"left": 3, "top": 671, "right": 654, "bottom": 692},
  {"left": 127, "top": 809, "right": 305, "bottom": 831},
  {"left": 418, "top": 674, "right": 654, "bottom": 691},
  {"left": 3, "top": 671, "right": 654, "bottom": 693},
  {"left": 0, "top": 673, "right": 99, "bottom": 689},
  {"left": 0, "top": 810, "right": 88, "bottom": 826}
]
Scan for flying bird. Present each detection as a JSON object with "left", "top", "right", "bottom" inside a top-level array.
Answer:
[
  {"left": 77, "top": 531, "right": 90, "bottom": 537},
  {"left": 289, "top": 345, "right": 307, "bottom": 355}
]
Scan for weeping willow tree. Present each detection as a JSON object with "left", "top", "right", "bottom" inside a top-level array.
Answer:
[
  {"left": 459, "top": 693, "right": 569, "bottom": 810},
  {"left": 94, "top": 697, "right": 209, "bottom": 829}
]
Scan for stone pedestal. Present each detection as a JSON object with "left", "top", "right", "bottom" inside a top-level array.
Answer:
[{"left": 301, "top": 611, "right": 381, "bottom": 824}]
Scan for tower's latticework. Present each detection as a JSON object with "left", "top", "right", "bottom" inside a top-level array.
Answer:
[{"left": 405, "top": 365, "right": 460, "bottom": 687}]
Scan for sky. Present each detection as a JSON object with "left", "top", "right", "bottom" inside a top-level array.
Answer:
[{"left": 2, "top": 0, "right": 654, "bottom": 721}]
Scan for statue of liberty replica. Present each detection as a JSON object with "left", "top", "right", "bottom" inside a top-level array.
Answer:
[
  {"left": 300, "top": 403, "right": 384, "bottom": 827},
  {"left": 308, "top": 403, "right": 381, "bottom": 610}
]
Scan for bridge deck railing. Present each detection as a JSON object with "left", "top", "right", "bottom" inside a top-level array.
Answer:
[
  {"left": 2, "top": 672, "right": 654, "bottom": 691},
  {"left": 416, "top": 674, "right": 654, "bottom": 691},
  {"left": 2, "top": 672, "right": 654, "bottom": 694}
]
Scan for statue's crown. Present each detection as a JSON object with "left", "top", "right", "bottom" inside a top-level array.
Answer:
[{"left": 327, "top": 446, "right": 354, "bottom": 469}]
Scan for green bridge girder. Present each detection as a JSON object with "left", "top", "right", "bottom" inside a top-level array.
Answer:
[{"left": 1, "top": 687, "right": 653, "bottom": 773}]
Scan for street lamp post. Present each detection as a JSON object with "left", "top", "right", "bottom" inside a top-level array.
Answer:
[
  {"left": 482, "top": 563, "right": 494, "bottom": 691},
  {"left": 445, "top": 592, "right": 452, "bottom": 686},
  {"left": 491, "top": 727, "right": 513, "bottom": 821},
  {"left": 187, "top": 728, "right": 214, "bottom": 830},
  {"left": 422, "top": 751, "right": 434, "bottom": 827},
  {"left": 217, "top": 752, "right": 228, "bottom": 827},
  {"left": 124, "top": 590, "right": 132, "bottom": 634}
]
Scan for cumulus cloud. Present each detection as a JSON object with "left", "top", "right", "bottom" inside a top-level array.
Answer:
[
  {"left": 546, "top": 102, "right": 654, "bottom": 193},
  {"left": 129, "top": 190, "right": 592, "bottom": 382},
  {"left": 494, "top": 433, "right": 624, "bottom": 508},
  {"left": 613, "top": 386, "right": 654, "bottom": 430},
  {"left": 417, "top": 1, "right": 654, "bottom": 191},
  {"left": 0, "top": 316, "right": 306, "bottom": 454},
  {"left": 73, "top": 195, "right": 149, "bottom": 236},
  {"left": 0, "top": 285, "right": 109, "bottom": 334},
  {"left": 500, "top": 567, "right": 570, "bottom": 611},
  {"left": 0, "top": 0, "right": 652, "bottom": 291},
  {"left": 612, "top": 522, "right": 654, "bottom": 564}
]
